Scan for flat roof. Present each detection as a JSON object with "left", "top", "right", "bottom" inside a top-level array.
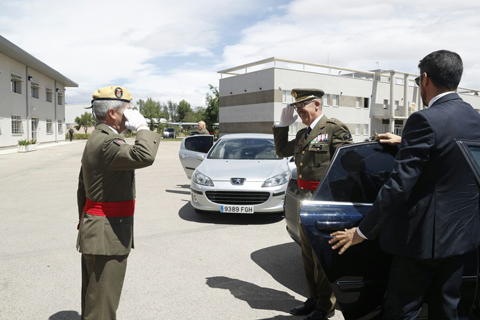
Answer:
[
  {"left": 0, "top": 35, "right": 78, "bottom": 87},
  {"left": 218, "top": 57, "right": 479, "bottom": 94}
]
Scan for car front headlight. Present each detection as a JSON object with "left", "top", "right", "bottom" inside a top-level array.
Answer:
[
  {"left": 262, "top": 171, "right": 290, "bottom": 187},
  {"left": 192, "top": 170, "right": 214, "bottom": 186}
]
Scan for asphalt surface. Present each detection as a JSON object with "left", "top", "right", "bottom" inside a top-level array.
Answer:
[{"left": 0, "top": 139, "right": 345, "bottom": 320}]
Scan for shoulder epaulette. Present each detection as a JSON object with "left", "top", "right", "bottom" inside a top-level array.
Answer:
[{"left": 327, "top": 118, "right": 340, "bottom": 124}]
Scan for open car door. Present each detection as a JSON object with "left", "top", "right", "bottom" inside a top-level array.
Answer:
[
  {"left": 300, "top": 142, "right": 478, "bottom": 319},
  {"left": 178, "top": 135, "right": 214, "bottom": 179}
]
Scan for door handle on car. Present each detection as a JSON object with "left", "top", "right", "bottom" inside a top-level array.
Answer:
[
  {"left": 315, "top": 221, "right": 353, "bottom": 231},
  {"left": 180, "top": 154, "right": 188, "bottom": 159}
]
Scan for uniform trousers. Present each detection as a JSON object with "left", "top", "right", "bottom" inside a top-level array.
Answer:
[
  {"left": 81, "top": 254, "right": 128, "bottom": 320},
  {"left": 383, "top": 254, "right": 465, "bottom": 320},
  {"left": 298, "top": 190, "right": 336, "bottom": 312}
]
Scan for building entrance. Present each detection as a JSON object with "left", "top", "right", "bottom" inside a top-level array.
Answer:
[{"left": 31, "top": 118, "right": 38, "bottom": 141}]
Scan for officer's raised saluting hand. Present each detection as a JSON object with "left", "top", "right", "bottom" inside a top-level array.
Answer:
[
  {"left": 279, "top": 104, "right": 298, "bottom": 126},
  {"left": 124, "top": 109, "right": 148, "bottom": 131}
]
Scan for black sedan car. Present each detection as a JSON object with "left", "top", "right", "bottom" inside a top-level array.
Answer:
[{"left": 285, "top": 141, "right": 480, "bottom": 319}]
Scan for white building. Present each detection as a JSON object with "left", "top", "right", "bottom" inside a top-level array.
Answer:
[
  {"left": 0, "top": 35, "right": 78, "bottom": 148},
  {"left": 218, "top": 57, "right": 480, "bottom": 142}
]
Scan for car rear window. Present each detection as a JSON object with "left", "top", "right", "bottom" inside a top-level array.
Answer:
[
  {"left": 313, "top": 143, "right": 398, "bottom": 203},
  {"left": 184, "top": 136, "right": 213, "bottom": 153}
]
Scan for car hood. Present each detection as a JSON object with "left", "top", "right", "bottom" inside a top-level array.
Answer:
[{"left": 197, "top": 159, "right": 289, "bottom": 181}]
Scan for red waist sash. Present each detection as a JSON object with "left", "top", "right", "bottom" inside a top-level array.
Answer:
[
  {"left": 83, "top": 198, "right": 135, "bottom": 217},
  {"left": 297, "top": 179, "right": 320, "bottom": 191}
]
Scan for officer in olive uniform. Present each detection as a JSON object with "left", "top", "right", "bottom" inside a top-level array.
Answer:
[
  {"left": 77, "top": 86, "right": 161, "bottom": 320},
  {"left": 273, "top": 89, "right": 353, "bottom": 320}
]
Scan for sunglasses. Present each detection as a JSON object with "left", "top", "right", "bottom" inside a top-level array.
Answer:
[{"left": 415, "top": 73, "right": 425, "bottom": 86}]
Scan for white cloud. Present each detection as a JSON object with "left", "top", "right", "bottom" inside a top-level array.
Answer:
[
  {"left": 2, "top": 0, "right": 480, "bottom": 107},
  {"left": 0, "top": 0, "right": 269, "bottom": 104},
  {"left": 221, "top": 0, "right": 480, "bottom": 89}
]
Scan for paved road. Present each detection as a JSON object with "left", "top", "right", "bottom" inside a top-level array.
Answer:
[{"left": 0, "top": 139, "right": 344, "bottom": 320}]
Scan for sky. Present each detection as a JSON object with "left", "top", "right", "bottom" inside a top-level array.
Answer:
[{"left": 1, "top": 0, "right": 480, "bottom": 108}]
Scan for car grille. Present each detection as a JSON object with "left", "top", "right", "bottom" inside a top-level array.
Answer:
[{"left": 205, "top": 191, "right": 270, "bottom": 205}]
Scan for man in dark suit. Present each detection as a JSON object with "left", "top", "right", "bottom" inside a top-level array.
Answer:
[{"left": 329, "top": 50, "right": 480, "bottom": 319}]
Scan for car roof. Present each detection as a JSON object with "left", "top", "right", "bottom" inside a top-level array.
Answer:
[{"left": 218, "top": 133, "right": 274, "bottom": 140}]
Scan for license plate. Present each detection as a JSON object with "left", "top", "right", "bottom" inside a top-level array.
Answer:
[{"left": 220, "top": 205, "right": 254, "bottom": 214}]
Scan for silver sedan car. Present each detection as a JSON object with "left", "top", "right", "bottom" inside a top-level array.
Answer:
[{"left": 179, "top": 133, "right": 291, "bottom": 214}]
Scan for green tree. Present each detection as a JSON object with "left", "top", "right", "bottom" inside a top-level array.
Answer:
[
  {"left": 162, "top": 104, "right": 170, "bottom": 121},
  {"left": 177, "top": 100, "right": 193, "bottom": 122},
  {"left": 194, "top": 106, "right": 206, "bottom": 122},
  {"left": 204, "top": 84, "right": 219, "bottom": 131},
  {"left": 75, "top": 112, "right": 96, "bottom": 134},
  {"left": 166, "top": 100, "right": 178, "bottom": 122},
  {"left": 138, "top": 98, "right": 164, "bottom": 130}
]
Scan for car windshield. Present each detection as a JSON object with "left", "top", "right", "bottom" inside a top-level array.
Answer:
[{"left": 208, "top": 138, "right": 281, "bottom": 160}]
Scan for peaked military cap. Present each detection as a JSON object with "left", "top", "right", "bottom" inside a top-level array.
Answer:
[
  {"left": 92, "top": 86, "right": 132, "bottom": 103},
  {"left": 291, "top": 88, "right": 325, "bottom": 104}
]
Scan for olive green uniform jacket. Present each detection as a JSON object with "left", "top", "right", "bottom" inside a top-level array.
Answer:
[
  {"left": 273, "top": 115, "right": 353, "bottom": 311},
  {"left": 77, "top": 123, "right": 161, "bottom": 256},
  {"left": 273, "top": 115, "right": 353, "bottom": 198}
]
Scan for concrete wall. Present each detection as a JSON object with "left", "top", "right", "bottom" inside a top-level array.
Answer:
[{"left": 0, "top": 52, "right": 68, "bottom": 147}]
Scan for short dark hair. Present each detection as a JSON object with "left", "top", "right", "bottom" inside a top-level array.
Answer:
[{"left": 418, "top": 50, "right": 463, "bottom": 90}]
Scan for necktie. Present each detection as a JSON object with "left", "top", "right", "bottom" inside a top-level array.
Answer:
[{"left": 305, "top": 127, "right": 312, "bottom": 139}]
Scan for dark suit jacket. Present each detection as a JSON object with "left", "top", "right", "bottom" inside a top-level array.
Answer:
[{"left": 359, "top": 93, "right": 480, "bottom": 259}]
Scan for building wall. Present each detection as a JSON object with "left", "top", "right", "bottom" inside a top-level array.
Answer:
[
  {"left": 219, "top": 65, "right": 480, "bottom": 143},
  {"left": 220, "top": 68, "right": 383, "bottom": 142},
  {"left": 0, "top": 52, "right": 68, "bottom": 147}
]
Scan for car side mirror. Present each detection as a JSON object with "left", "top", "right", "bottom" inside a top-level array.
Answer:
[{"left": 196, "top": 154, "right": 206, "bottom": 161}]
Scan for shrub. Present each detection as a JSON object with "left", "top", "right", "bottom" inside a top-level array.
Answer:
[{"left": 18, "top": 139, "right": 36, "bottom": 146}]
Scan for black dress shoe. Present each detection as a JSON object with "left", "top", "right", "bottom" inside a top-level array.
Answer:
[
  {"left": 290, "top": 298, "right": 316, "bottom": 315},
  {"left": 303, "top": 308, "right": 335, "bottom": 320}
]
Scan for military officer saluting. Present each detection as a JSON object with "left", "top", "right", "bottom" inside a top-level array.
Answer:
[
  {"left": 77, "top": 86, "right": 161, "bottom": 319},
  {"left": 273, "top": 88, "right": 352, "bottom": 320}
]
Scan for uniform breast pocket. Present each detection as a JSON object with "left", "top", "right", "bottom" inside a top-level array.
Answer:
[{"left": 308, "top": 144, "right": 328, "bottom": 167}]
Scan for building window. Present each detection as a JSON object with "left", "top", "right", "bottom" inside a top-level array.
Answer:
[
  {"left": 363, "top": 124, "right": 369, "bottom": 135},
  {"left": 323, "top": 94, "right": 330, "bottom": 106},
  {"left": 355, "top": 124, "right": 361, "bottom": 135},
  {"left": 364, "top": 97, "right": 369, "bottom": 108},
  {"left": 46, "top": 89, "right": 53, "bottom": 102},
  {"left": 12, "top": 115, "right": 23, "bottom": 134},
  {"left": 394, "top": 126, "right": 403, "bottom": 136},
  {"left": 58, "top": 93, "right": 63, "bottom": 105},
  {"left": 332, "top": 95, "right": 339, "bottom": 107},
  {"left": 355, "top": 97, "right": 361, "bottom": 108},
  {"left": 11, "top": 75, "right": 22, "bottom": 94},
  {"left": 283, "top": 90, "right": 294, "bottom": 104},
  {"left": 58, "top": 121, "right": 63, "bottom": 134},
  {"left": 383, "top": 99, "right": 389, "bottom": 109},
  {"left": 395, "top": 100, "right": 400, "bottom": 110},
  {"left": 46, "top": 119, "right": 53, "bottom": 134},
  {"left": 31, "top": 83, "right": 40, "bottom": 99}
]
